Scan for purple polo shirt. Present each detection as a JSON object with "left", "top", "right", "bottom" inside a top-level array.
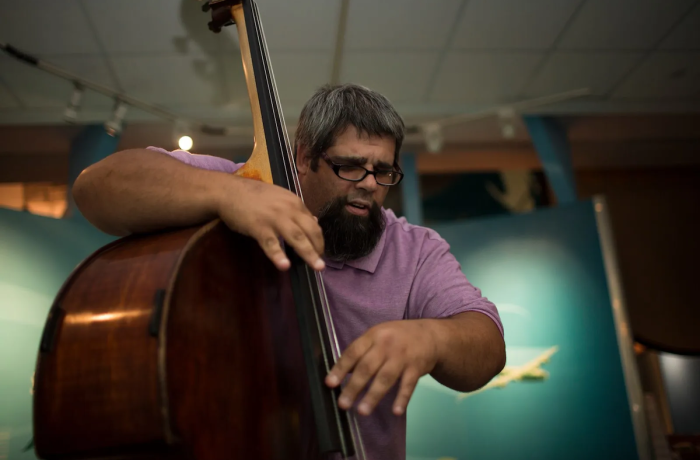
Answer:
[{"left": 148, "top": 147, "right": 503, "bottom": 459}]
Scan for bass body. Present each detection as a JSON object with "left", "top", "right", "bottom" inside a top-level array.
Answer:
[{"left": 34, "top": 220, "right": 316, "bottom": 459}]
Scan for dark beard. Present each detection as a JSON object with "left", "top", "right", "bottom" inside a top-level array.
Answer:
[{"left": 317, "top": 196, "right": 385, "bottom": 262}]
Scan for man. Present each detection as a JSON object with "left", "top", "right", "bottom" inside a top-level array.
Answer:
[{"left": 73, "top": 83, "right": 505, "bottom": 459}]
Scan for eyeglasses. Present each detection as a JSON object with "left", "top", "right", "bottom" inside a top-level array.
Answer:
[{"left": 320, "top": 152, "right": 404, "bottom": 186}]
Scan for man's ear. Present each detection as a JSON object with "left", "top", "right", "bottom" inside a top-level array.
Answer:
[{"left": 295, "top": 144, "right": 311, "bottom": 176}]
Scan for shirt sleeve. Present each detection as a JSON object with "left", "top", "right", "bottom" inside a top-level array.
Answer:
[
  {"left": 146, "top": 146, "right": 244, "bottom": 174},
  {"left": 407, "top": 231, "right": 504, "bottom": 337}
]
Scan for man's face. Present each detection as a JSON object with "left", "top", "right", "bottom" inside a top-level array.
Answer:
[{"left": 296, "top": 125, "right": 396, "bottom": 261}]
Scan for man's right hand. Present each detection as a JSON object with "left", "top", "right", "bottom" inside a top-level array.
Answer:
[{"left": 217, "top": 177, "right": 325, "bottom": 272}]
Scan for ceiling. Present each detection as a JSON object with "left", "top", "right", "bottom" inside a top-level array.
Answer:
[{"left": 1, "top": 0, "right": 700, "bottom": 149}]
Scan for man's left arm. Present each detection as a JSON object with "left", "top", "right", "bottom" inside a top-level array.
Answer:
[
  {"left": 428, "top": 311, "right": 506, "bottom": 393},
  {"left": 325, "top": 231, "right": 505, "bottom": 416},
  {"left": 324, "top": 311, "right": 505, "bottom": 418}
]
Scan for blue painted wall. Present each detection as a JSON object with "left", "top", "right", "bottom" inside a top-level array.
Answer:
[
  {"left": 0, "top": 124, "right": 119, "bottom": 458},
  {"left": 406, "top": 200, "right": 640, "bottom": 460},
  {"left": 0, "top": 210, "right": 116, "bottom": 458}
]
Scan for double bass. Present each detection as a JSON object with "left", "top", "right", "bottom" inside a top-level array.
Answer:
[{"left": 32, "top": 1, "right": 365, "bottom": 458}]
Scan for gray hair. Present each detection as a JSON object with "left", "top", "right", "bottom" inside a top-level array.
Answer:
[{"left": 294, "top": 83, "right": 405, "bottom": 171}]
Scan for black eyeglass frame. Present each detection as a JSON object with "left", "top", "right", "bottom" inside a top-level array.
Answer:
[{"left": 320, "top": 152, "right": 404, "bottom": 186}]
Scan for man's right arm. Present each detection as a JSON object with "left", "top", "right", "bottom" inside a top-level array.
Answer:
[{"left": 73, "top": 148, "right": 325, "bottom": 271}]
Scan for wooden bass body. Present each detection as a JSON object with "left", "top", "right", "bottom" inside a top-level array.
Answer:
[{"left": 33, "top": 220, "right": 315, "bottom": 459}]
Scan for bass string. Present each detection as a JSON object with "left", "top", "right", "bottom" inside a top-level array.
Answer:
[
  {"left": 250, "top": 4, "right": 366, "bottom": 460},
  {"left": 251, "top": 7, "right": 368, "bottom": 458},
  {"left": 248, "top": 4, "right": 300, "bottom": 198},
  {"left": 251, "top": 1, "right": 343, "bottom": 365},
  {"left": 316, "top": 271, "right": 368, "bottom": 460},
  {"left": 251, "top": 5, "right": 368, "bottom": 460},
  {"left": 249, "top": 3, "right": 295, "bottom": 196}
]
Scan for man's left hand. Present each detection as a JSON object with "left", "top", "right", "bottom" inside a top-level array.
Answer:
[{"left": 324, "top": 320, "right": 439, "bottom": 417}]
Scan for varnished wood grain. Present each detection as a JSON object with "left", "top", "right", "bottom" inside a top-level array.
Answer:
[
  {"left": 231, "top": 3, "right": 273, "bottom": 184},
  {"left": 33, "top": 221, "right": 319, "bottom": 460},
  {"left": 33, "top": 226, "right": 199, "bottom": 458},
  {"left": 166, "top": 221, "right": 316, "bottom": 460}
]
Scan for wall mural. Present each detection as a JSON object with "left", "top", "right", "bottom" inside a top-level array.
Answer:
[{"left": 406, "top": 200, "right": 644, "bottom": 460}]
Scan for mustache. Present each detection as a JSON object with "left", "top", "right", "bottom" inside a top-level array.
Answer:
[{"left": 343, "top": 193, "right": 374, "bottom": 205}]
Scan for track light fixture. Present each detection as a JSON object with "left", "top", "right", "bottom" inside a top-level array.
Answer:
[
  {"left": 422, "top": 122, "right": 444, "bottom": 154},
  {"left": 63, "top": 83, "right": 84, "bottom": 124},
  {"left": 1, "top": 42, "right": 251, "bottom": 139},
  {"left": 104, "top": 99, "right": 128, "bottom": 136}
]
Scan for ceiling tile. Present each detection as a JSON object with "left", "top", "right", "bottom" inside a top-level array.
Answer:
[
  {"left": 0, "top": 56, "right": 115, "bottom": 109},
  {"left": 85, "top": 0, "right": 338, "bottom": 55},
  {"left": 340, "top": 53, "right": 440, "bottom": 103},
  {"left": 254, "top": 0, "right": 341, "bottom": 50},
  {"left": 264, "top": 52, "right": 333, "bottom": 106},
  {"left": 110, "top": 55, "right": 228, "bottom": 107},
  {"left": 0, "top": 0, "right": 99, "bottom": 55},
  {"left": 557, "top": 0, "right": 695, "bottom": 50},
  {"left": 45, "top": 56, "right": 119, "bottom": 89},
  {"left": 659, "top": 4, "right": 700, "bottom": 50},
  {"left": 345, "top": 0, "right": 463, "bottom": 51},
  {"left": 430, "top": 52, "right": 545, "bottom": 103},
  {"left": 83, "top": 0, "right": 223, "bottom": 55},
  {"left": 524, "top": 52, "right": 644, "bottom": 97},
  {"left": 452, "top": 0, "right": 581, "bottom": 50},
  {"left": 612, "top": 52, "right": 700, "bottom": 99}
]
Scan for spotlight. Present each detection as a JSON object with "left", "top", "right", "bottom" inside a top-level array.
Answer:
[
  {"left": 178, "top": 135, "right": 193, "bottom": 151},
  {"left": 63, "top": 83, "right": 84, "bottom": 123},
  {"left": 104, "top": 99, "right": 128, "bottom": 136},
  {"left": 173, "top": 120, "right": 194, "bottom": 151}
]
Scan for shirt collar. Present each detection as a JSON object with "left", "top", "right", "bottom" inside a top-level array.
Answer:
[{"left": 322, "top": 209, "right": 388, "bottom": 274}]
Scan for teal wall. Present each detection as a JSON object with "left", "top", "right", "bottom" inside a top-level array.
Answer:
[
  {"left": 0, "top": 124, "right": 118, "bottom": 458},
  {"left": 0, "top": 210, "right": 116, "bottom": 458},
  {"left": 407, "top": 200, "right": 640, "bottom": 460}
]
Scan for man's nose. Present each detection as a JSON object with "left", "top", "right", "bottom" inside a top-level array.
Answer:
[{"left": 356, "top": 172, "right": 379, "bottom": 191}]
